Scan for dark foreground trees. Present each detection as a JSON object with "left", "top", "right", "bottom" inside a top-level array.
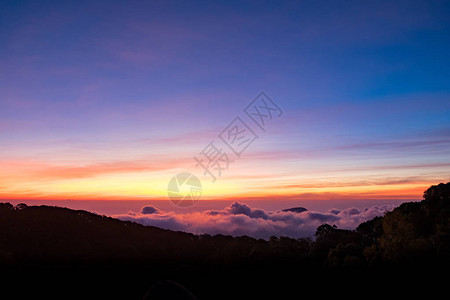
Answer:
[{"left": 1, "top": 182, "right": 449, "bottom": 299}]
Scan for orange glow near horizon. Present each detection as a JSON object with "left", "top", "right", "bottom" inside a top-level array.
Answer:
[
  {"left": 0, "top": 165, "right": 437, "bottom": 202},
  {"left": 0, "top": 134, "right": 448, "bottom": 203}
]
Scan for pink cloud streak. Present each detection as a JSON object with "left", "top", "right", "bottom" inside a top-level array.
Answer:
[{"left": 114, "top": 201, "right": 396, "bottom": 239}]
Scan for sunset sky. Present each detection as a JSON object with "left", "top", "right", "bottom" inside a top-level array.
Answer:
[{"left": 1, "top": 0, "right": 449, "bottom": 203}]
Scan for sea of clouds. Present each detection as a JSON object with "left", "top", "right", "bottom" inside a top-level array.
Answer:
[{"left": 114, "top": 202, "right": 396, "bottom": 240}]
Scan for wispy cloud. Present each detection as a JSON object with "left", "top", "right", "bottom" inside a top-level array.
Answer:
[
  {"left": 0, "top": 157, "right": 189, "bottom": 180},
  {"left": 330, "top": 139, "right": 450, "bottom": 152},
  {"left": 262, "top": 176, "right": 442, "bottom": 189}
]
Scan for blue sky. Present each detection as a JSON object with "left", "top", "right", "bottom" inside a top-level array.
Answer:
[{"left": 0, "top": 0, "right": 449, "bottom": 200}]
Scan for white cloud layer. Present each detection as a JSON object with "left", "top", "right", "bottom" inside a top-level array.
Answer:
[{"left": 114, "top": 202, "right": 395, "bottom": 240}]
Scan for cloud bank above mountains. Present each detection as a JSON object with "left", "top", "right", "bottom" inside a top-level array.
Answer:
[{"left": 114, "top": 201, "right": 395, "bottom": 239}]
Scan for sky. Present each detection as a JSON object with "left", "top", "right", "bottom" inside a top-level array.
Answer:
[{"left": 1, "top": 0, "right": 449, "bottom": 204}]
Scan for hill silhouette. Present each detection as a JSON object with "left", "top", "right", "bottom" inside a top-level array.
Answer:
[
  {"left": 281, "top": 206, "right": 308, "bottom": 213},
  {"left": 1, "top": 182, "right": 449, "bottom": 299}
]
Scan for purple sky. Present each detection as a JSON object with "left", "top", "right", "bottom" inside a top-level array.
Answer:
[{"left": 1, "top": 0, "right": 449, "bottom": 202}]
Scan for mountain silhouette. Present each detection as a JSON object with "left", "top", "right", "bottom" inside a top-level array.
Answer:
[
  {"left": 1, "top": 182, "right": 449, "bottom": 300},
  {"left": 281, "top": 206, "right": 308, "bottom": 213}
]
